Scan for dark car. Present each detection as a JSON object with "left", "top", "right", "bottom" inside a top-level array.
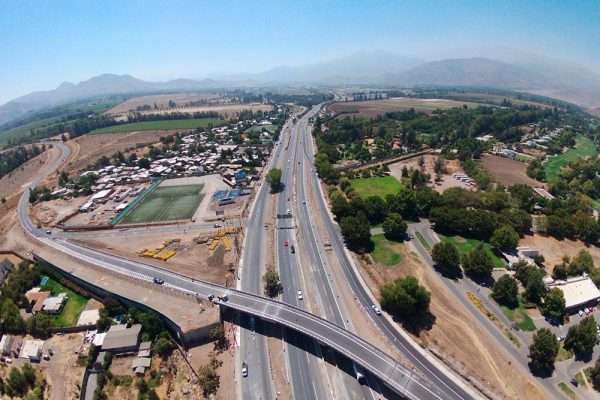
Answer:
[
  {"left": 153, "top": 277, "right": 164, "bottom": 285},
  {"left": 290, "top": 245, "right": 295, "bottom": 254},
  {"left": 570, "top": 378, "right": 579, "bottom": 386}
]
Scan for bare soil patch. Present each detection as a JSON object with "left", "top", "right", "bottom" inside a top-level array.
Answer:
[
  {"left": 65, "top": 131, "right": 171, "bottom": 175},
  {"left": 356, "top": 244, "right": 546, "bottom": 399},
  {"left": 329, "top": 98, "right": 480, "bottom": 119},
  {"left": 73, "top": 230, "right": 238, "bottom": 286},
  {"left": 106, "top": 93, "right": 223, "bottom": 114},
  {"left": 520, "top": 234, "right": 600, "bottom": 274},
  {"left": 480, "top": 154, "right": 542, "bottom": 187},
  {"left": 387, "top": 154, "right": 472, "bottom": 193}
]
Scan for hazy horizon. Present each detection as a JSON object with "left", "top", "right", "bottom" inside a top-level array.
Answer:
[{"left": 1, "top": 0, "right": 599, "bottom": 104}]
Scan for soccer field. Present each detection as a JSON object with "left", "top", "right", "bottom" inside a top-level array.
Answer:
[{"left": 121, "top": 184, "right": 204, "bottom": 224}]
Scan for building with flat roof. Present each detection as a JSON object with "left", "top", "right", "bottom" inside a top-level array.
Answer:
[
  {"left": 546, "top": 276, "right": 600, "bottom": 310},
  {"left": 77, "top": 309, "right": 100, "bottom": 326},
  {"left": 20, "top": 339, "right": 44, "bottom": 362},
  {"left": 42, "top": 293, "right": 68, "bottom": 313},
  {"left": 102, "top": 324, "right": 142, "bottom": 353}
]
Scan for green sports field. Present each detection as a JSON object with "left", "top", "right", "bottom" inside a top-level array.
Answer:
[
  {"left": 349, "top": 175, "right": 404, "bottom": 199},
  {"left": 544, "top": 135, "right": 598, "bottom": 181},
  {"left": 121, "top": 184, "right": 204, "bottom": 224}
]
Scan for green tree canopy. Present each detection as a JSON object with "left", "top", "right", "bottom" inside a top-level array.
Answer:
[
  {"left": 525, "top": 268, "right": 547, "bottom": 304},
  {"left": 490, "top": 225, "right": 520, "bottom": 251},
  {"left": 529, "top": 328, "right": 559, "bottom": 375},
  {"left": 461, "top": 243, "right": 494, "bottom": 278},
  {"left": 382, "top": 213, "right": 408, "bottom": 242},
  {"left": 339, "top": 214, "right": 371, "bottom": 252},
  {"left": 266, "top": 168, "right": 282, "bottom": 192},
  {"left": 564, "top": 316, "right": 597, "bottom": 356},
  {"left": 543, "top": 288, "right": 565, "bottom": 321},
  {"left": 491, "top": 275, "right": 518, "bottom": 308},
  {"left": 431, "top": 242, "right": 461, "bottom": 276},
  {"left": 380, "top": 276, "right": 430, "bottom": 319},
  {"left": 263, "top": 270, "right": 281, "bottom": 298}
]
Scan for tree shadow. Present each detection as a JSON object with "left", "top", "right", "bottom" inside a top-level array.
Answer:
[
  {"left": 400, "top": 311, "right": 436, "bottom": 335},
  {"left": 574, "top": 350, "right": 593, "bottom": 363},
  {"left": 527, "top": 361, "right": 554, "bottom": 378},
  {"left": 435, "top": 265, "right": 463, "bottom": 280},
  {"left": 468, "top": 274, "right": 495, "bottom": 288}
]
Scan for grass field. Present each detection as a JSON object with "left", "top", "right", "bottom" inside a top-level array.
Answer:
[
  {"left": 121, "top": 184, "right": 204, "bottom": 224},
  {"left": 370, "top": 234, "right": 403, "bottom": 266},
  {"left": 40, "top": 278, "right": 88, "bottom": 327},
  {"left": 500, "top": 295, "right": 536, "bottom": 331},
  {"left": 544, "top": 135, "right": 598, "bottom": 181},
  {"left": 350, "top": 175, "right": 404, "bottom": 199},
  {"left": 557, "top": 382, "right": 577, "bottom": 399},
  {"left": 90, "top": 118, "right": 223, "bottom": 134},
  {"left": 245, "top": 124, "right": 278, "bottom": 133},
  {"left": 439, "top": 234, "right": 505, "bottom": 268}
]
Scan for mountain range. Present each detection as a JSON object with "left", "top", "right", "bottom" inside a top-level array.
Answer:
[{"left": 2, "top": 49, "right": 600, "bottom": 126}]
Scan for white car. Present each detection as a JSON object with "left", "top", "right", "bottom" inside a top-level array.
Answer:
[
  {"left": 579, "top": 310, "right": 584, "bottom": 317},
  {"left": 242, "top": 361, "right": 248, "bottom": 377},
  {"left": 371, "top": 305, "right": 382, "bottom": 316},
  {"left": 297, "top": 290, "right": 303, "bottom": 300}
]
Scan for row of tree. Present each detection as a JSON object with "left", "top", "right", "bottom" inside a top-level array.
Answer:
[{"left": 0, "top": 144, "right": 44, "bottom": 179}]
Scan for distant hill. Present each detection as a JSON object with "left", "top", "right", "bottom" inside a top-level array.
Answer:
[{"left": 2, "top": 49, "right": 600, "bottom": 126}]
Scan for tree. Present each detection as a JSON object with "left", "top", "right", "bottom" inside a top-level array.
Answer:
[
  {"left": 1, "top": 299, "right": 25, "bottom": 333},
  {"left": 198, "top": 363, "right": 220, "bottom": 396},
  {"left": 490, "top": 225, "right": 520, "bottom": 251},
  {"left": 96, "top": 309, "right": 113, "bottom": 332},
  {"left": 137, "top": 157, "right": 151, "bottom": 169},
  {"left": 382, "top": 213, "right": 407, "bottom": 242},
  {"left": 339, "top": 214, "right": 371, "bottom": 251},
  {"left": 21, "top": 363, "right": 36, "bottom": 388},
  {"left": 492, "top": 275, "right": 518, "bottom": 307},
  {"left": 152, "top": 336, "right": 175, "bottom": 357},
  {"left": 330, "top": 190, "right": 350, "bottom": 218},
  {"left": 564, "top": 316, "right": 597, "bottom": 356},
  {"left": 461, "top": 243, "right": 494, "bottom": 278},
  {"left": 431, "top": 242, "right": 460, "bottom": 275},
  {"left": 263, "top": 270, "right": 281, "bottom": 297},
  {"left": 525, "top": 268, "right": 547, "bottom": 304},
  {"left": 209, "top": 325, "right": 229, "bottom": 351},
  {"left": 529, "top": 328, "right": 559, "bottom": 375},
  {"left": 552, "top": 263, "right": 568, "bottom": 280},
  {"left": 589, "top": 357, "right": 600, "bottom": 389},
  {"left": 569, "top": 249, "right": 594, "bottom": 276},
  {"left": 266, "top": 168, "right": 282, "bottom": 192},
  {"left": 6, "top": 367, "right": 26, "bottom": 397},
  {"left": 380, "top": 276, "right": 430, "bottom": 319},
  {"left": 401, "top": 165, "right": 409, "bottom": 178},
  {"left": 543, "top": 288, "right": 565, "bottom": 321},
  {"left": 59, "top": 171, "right": 69, "bottom": 187},
  {"left": 26, "top": 312, "right": 54, "bottom": 337}
]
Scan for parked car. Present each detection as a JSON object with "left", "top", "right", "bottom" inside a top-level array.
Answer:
[
  {"left": 153, "top": 277, "right": 164, "bottom": 285},
  {"left": 371, "top": 305, "right": 382, "bottom": 316},
  {"left": 297, "top": 290, "right": 303, "bottom": 300},
  {"left": 579, "top": 310, "right": 584, "bottom": 317},
  {"left": 556, "top": 335, "right": 565, "bottom": 342},
  {"left": 570, "top": 378, "right": 579, "bottom": 386}
]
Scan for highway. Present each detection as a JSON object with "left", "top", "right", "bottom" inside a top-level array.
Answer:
[
  {"left": 18, "top": 121, "right": 474, "bottom": 400},
  {"left": 300, "top": 105, "right": 475, "bottom": 400}
]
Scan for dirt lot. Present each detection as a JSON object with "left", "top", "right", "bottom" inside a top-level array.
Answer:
[
  {"left": 32, "top": 197, "right": 88, "bottom": 227},
  {"left": 74, "top": 230, "right": 238, "bottom": 286},
  {"left": 65, "top": 131, "right": 170, "bottom": 175},
  {"left": 520, "top": 234, "right": 600, "bottom": 273},
  {"left": 106, "top": 93, "right": 223, "bottom": 114},
  {"left": 356, "top": 243, "right": 546, "bottom": 399},
  {"left": 388, "top": 154, "right": 472, "bottom": 193},
  {"left": 329, "top": 98, "right": 481, "bottom": 119},
  {"left": 480, "top": 154, "right": 542, "bottom": 187}
]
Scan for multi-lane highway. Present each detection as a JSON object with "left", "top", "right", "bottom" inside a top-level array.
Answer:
[{"left": 18, "top": 114, "right": 477, "bottom": 400}]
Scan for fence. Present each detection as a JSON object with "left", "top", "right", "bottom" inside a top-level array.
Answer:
[{"left": 110, "top": 178, "right": 163, "bottom": 225}]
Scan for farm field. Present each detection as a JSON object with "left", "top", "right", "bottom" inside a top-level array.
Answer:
[
  {"left": 40, "top": 278, "right": 88, "bottom": 327},
  {"left": 350, "top": 175, "right": 403, "bottom": 199},
  {"left": 245, "top": 124, "right": 278, "bottom": 133},
  {"left": 90, "top": 118, "right": 223, "bottom": 134},
  {"left": 480, "top": 154, "right": 541, "bottom": 187},
  {"left": 370, "top": 234, "right": 403, "bottom": 266},
  {"left": 329, "top": 97, "right": 482, "bottom": 119},
  {"left": 544, "top": 135, "right": 597, "bottom": 181},
  {"left": 121, "top": 184, "right": 204, "bottom": 224},
  {"left": 438, "top": 234, "right": 505, "bottom": 268}
]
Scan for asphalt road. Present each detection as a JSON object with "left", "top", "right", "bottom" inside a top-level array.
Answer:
[{"left": 19, "top": 129, "right": 470, "bottom": 400}]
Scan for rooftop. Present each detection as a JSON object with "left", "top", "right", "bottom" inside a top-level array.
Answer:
[
  {"left": 547, "top": 276, "right": 600, "bottom": 309},
  {"left": 19, "top": 339, "right": 44, "bottom": 360},
  {"left": 102, "top": 324, "right": 142, "bottom": 351}
]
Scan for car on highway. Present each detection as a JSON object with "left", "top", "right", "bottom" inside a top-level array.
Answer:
[
  {"left": 284, "top": 240, "right": 288, "bottom": 246},
  {"left": 371, "top": 305, "right": 382, "bottom": 315},
  {"left": 290, "top": 245, "right": 295, "bottom": 253},
  {"left": 242, "top": 361, "right": 248, "bottom": 377},
  {"left": 153, "top": 277, "right": 164, "bottom": 285},
  {"left": 302, "top": 200, "right": 306, "bottom": 204},
  {"left": 46, "top": 230, "right": 52, "bottom": 235},
  {"left": 297, "top": 290, "right": 303, "bottom": 300},
  {"left": 214, "top": 223, "right": 223, "bottom": 228},
  {"left": 286, "top": 208, "right": 291, "bottom": 215},
  {"left": 219, "top": 294, "right": 229, "bottom": 302}
]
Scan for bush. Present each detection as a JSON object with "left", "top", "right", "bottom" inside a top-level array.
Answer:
[
  {"left": 492, "top": 275, "right": 518, "bottom": 308},
  {"left": 380, "top": 276, "right": 430, "bottom": 319},
  {"left": 431, "top": 242, "right": 460, "bottom": 276}
]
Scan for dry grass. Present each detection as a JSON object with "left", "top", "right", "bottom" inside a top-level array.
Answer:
[{"left": 480, "top": 154, "right": 542, "bottom": 187}]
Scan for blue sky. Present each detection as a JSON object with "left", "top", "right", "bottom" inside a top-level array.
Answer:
[{"left": 0, "top": 0, "right": 599, "bottom": 104}]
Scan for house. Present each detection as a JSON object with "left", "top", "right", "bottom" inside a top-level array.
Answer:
[
  {"left": 19, "top": 339, "right": 44, "bottom": 362},
  {"left": 101, "top": 324, "right": 142, "bottom": 353},
  {"left": 77, "top": 309, "right": 100, "bottom": 326},
  {"left": 25, "top": 288, "right": 51, "bottom": 314},
  {"left": 0, "top": 335, "right": 14, "bottom": 356},
  {"left": 546, "top": 275, "right": 600, "bottom": 310},
  {"left": 0, "top": 258, "right": 15, "bottom": 285},
  {"left": 42, "top": 293, "right": 68, "bottom": 313},
  {"left": 132, "top": 356, "right": 152, "bottom": 375}
]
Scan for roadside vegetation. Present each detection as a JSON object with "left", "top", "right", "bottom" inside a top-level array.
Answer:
[{"left": 89, "top": 117, "right": 224, "bottom": 134}]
